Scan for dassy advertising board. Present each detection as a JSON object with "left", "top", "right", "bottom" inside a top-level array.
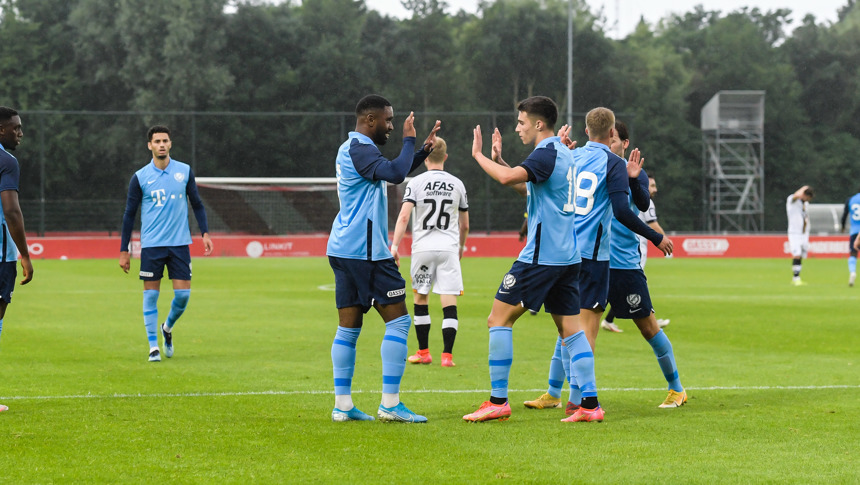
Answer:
[{"left": 22, "top": 234, "right": 850, "bottom": 259}]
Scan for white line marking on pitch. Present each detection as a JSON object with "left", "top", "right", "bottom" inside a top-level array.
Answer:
[{"left": 1, "top": 385, "right": 857, "bottom": 401}]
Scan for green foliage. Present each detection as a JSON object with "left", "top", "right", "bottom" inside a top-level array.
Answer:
[
  {"left": 0, "top": 257, "right": 857, "bottom": 482},
  {"left": 2, "top": 0, "right": 860, "bottom": 230}
]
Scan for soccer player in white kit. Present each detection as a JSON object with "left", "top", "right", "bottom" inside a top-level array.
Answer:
[
  {"left": 786, "top": 185, "right": 813, "bottom": 285},
  {"left": 391, "top": 137, "right": 469, "bottom": 367}
]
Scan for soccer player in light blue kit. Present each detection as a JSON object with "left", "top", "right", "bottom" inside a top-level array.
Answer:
[
  {"left": 524, "top": 109, "right": 673, "bottom": 417},
  {"left": 327, "top": 94, "right": 440, "bottom": 423},
  {"left": 0, "top": 107, "right": 35, "bottom": 414},
  {"left": 601, "top": 122, "right": 686, "bottom": 408},
  {"left": 462, "top": 96, "right": 601, "bottom": 423},
  {"left": 119, "top": 126, "right": 213, "bottom": 362},
  {"left": 840, "top": 190, "right": 860, "bottom": 286}
]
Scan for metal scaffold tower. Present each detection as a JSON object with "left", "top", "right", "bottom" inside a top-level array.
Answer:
[{"left": 701, "top": 91, "right": 765, "bottom": 232}]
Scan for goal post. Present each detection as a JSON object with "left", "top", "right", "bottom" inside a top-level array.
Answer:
[{"left": 194, "top": 177, "right": 408, "bottom": 235}]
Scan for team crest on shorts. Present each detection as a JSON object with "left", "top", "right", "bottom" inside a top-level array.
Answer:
[
  {"left": 502, "top": 273, "right": 517, "bottom": 290},
  {"left": 626, "top": 293, "right": 641, "bottom": 309}
]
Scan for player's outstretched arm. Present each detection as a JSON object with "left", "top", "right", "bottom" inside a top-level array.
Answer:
[
  {"left": 1, "top": 189, "right": 33, "bottom": 284},
  {"left": 557, "top": 125, "right": 577, "bottom": 150},
  {"left": 420, "top": 120, "right": 442, "bottom": 153},
  {"left": 402, "top": 111, "right": 416, "bottom": 139},
  {"left": 472, "top": 125, "right": 528, "bottom": 186},
  {"left": 391, "top": 201, "right": 415, "bottom": 267},
  {"left": 626, "top": 148, "right": 643, "bottom": 179},
  {"left": 490, "top": 128, "right": 527, "bottom": 196}
]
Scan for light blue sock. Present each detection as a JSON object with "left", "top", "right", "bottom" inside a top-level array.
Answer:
[
  {"left": 165, "top": 289, "right": 190, "bottom": 330},
  {"left": 648, "top": 329, "right": 683, "bottom": 392},
  {"left": 488, "top": 326, "right": 513, "bottom": 400},
  {"left": 849, "top": 256, "right": 857, "bottom": 274},
  {"left": 332, "top": 326, "right": 361, "bottom": 396},
  {"left": 561, "top": 342, "right": 581, "bottom": 405},
  {"left": 564, "top": 331, "right": 597, "bottom": 398},
  {"left": 0, "top": 318, "right": 3, "bottom": 343},
  {"left": 545, "top": 337, "right": 565, "bottom": 399},
  {"left": 143, "top": 290, "right": 160, "bottom": 348},
  {"left": 380, "top": 315, "right": 410, "bottom": 395}
]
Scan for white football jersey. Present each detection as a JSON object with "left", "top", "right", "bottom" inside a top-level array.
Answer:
[
  {"left": 402, "top": 170, "right": 468, "bottom": 253},
  {"left": 786, "top": 194, "right": 809, "bottom": 235}
]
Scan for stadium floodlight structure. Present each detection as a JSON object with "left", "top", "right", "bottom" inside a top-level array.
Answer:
[{"left": 701, "top": 90, "right": 765, "bottom": 232}]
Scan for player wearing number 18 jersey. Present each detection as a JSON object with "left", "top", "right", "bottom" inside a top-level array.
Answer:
[
  {"left": 391, "top": 137, "right": 469, "bottom": 367},
  {"left": 462, "top": 96, "right": 602, "bottom": 424},
  {"left": 524, "top": 109, "right": 672, "bottom": 417}
]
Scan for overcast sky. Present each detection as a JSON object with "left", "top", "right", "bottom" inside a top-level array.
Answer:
[{"left": 364, "top": 0, "right": 850, "bottom": 38}]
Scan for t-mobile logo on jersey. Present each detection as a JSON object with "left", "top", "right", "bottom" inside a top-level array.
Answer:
[{"left": 150, "top": 188, "right": 167, "bottom": 207}]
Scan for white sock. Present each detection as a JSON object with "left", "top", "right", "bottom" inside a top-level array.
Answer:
[
  {"left": 381, "top": 393, "right": 399, "bottom": 408},
  {"left": 149, "top": 346, "right": 159, "bottom": 353},
  {"left": 162, "top": 323, "right": 171, "bottom": 334},
  {"left": 335, "top": 395, "right": 354, "bottom": 411}
]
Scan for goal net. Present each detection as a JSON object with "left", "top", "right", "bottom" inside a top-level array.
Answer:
[
  {"left": 195, "top": 177, "right": 408, "bottom": 235},
  {"left": 806, "top": 203, "right": 845, "bottom": 235}
]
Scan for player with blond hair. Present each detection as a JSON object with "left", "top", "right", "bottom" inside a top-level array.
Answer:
[{"left": 391, "top": 137, "right": 470, "bottom": 367}]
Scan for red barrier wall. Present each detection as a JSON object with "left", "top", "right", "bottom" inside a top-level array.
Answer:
[{"left": 23, "top": 233, "right": 850, "bottom": 259}]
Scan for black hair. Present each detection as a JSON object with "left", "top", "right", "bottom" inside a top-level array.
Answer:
[
  {"left": 615, "top": 120, "right": 629, "bottom": 141},
  {"left": 355, "top": 94, "right": 392, "bottom": 116},
  {"left": 516, "top": 96, "right": 558, "bottom": 129},
  {"left": 147, "top": 125, "right": 170, "bottom": 141},
  {"left": 0, "top": 106, "right": 19, "bottom": 124},
  {"left": 804, "top": 187, "right": 814, "bottom": 198}
]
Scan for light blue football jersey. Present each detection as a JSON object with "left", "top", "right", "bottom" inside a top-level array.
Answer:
[
  {"left": 327, "top": 132, "right": 419, "bottom": 261},
  {"left": 135, "top": 159, "right": 194, "bottom": 248},
  {"left": 609, "top": 170, "right": 650, "bottom": 270},
  {"left": 0, "top": 147, "right": 21, "bottom": 262},
  {"left": 846, "top": 193, "right": 860, "bottom": 236},
  {"left": 572, "top": 141, "right": 629, "bottom": 261},
  {"left": 517, "top": 136, "right": 580, "bottom": 266}
]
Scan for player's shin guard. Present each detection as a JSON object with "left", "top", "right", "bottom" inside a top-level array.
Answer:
[
  {"left": 792, "top": 258, "right": 802, "bottom": 278},
  {"left": 143, "top": 290, "right": 160, "bottom": 348},
  {"left": 564, "top": 331, "right": 597, "bottom": 406},
  {"left": 165, "top": 289, "right": 190, "bottom": 330},
  {"left": 381, "top": 315, "right": 411, "bottom": 397},
  {"left": 561, "top": 342, "right": 581, "bottom": 405},
  {"left": 488, "top": 326, "right": 513, "bottom": 402},
  {"left": 441, "top": 305, "right": 458, "bottom": 354},
  {"left": 545, "top": 337, "right": 565, "bottom": 399},
  {"left": 332, "top": 326, "right": 361, "bottom": 397},
  {"left": 648, "top": 329, "right": 683, "bottom": 392},
  {"left": 413, "top": 304, "right": 430, "bottom": 350}
]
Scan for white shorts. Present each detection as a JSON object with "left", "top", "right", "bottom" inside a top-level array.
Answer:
[
  {"left": 410, "top": 251, "right": 464, "bottom": 295},
  {"left": 788, "top": 233, "right": 809, "bottom": 258}
]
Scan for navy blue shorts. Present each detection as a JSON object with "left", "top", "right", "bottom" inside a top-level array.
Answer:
[
  {"left": 850, "top": 233, "right": 858, "bottom": 257},
  {"left": 495, "top": 260, "right": 580, "bottom": 315},
  {"left": 0, "top": 261, "right": 16, "bottom": 302},
  {"left": 579, "top": 258, "right": 610, "bottom": 310},
  {"left": 140, "top": 246, "right": 192, "bottom": 281},
  {"left": 329, "top": 256, "right": 407, "bottom": 313},
  {"left": 607, "top": 268, "right": 654, "bottom": 319}
]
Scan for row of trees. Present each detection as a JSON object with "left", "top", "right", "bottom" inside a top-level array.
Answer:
[{"left": 2, "top": 0, "right": 860, "bottom": 232}]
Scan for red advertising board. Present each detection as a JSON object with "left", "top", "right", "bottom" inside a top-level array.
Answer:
[{"left": 22, "top": 233, "right": 850, "bottom": 259}]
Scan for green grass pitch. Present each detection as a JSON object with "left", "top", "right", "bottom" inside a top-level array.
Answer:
[{"left": 0, "top": 256, "right": 857, "bottom": 483}]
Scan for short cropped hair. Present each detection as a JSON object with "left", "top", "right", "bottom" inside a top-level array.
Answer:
[
  {"left": 804, "top": 187, "right": 814, "bottom": 198},
  {"left": 427, "top": 136, "right": 447, "bottom": 164},
  {"left": 516, "top": 96, "right": 558, "bottom": 129},
  {"left": 615, "top": 120, "right": 629, "bottom": 142},
  {"left": 355, "top": 94, "right": 391, "bottom": 116},
  {"left": 0, "top": 107, "right": 19, "bottom": 123},
  {"left": 148, "top": 125, "right": 171, "bottom": 141},
  {"left": 585, "top": 107, "right": 615, "bottom": 139}
]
